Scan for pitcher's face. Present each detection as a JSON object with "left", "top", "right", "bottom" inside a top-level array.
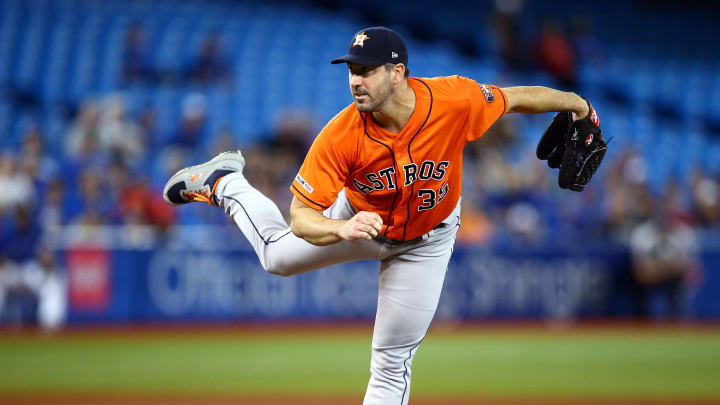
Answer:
[{"left": 348, "top": 63, "right": 394, "bottom": 112}]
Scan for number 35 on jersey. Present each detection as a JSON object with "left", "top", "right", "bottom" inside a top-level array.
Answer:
[{"left": 352, "top": 160, "right": 450, "bottom": 211}]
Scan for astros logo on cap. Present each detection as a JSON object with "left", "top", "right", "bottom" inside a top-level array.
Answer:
[{"left": 353, "top": 32, "right": 370, "bottom": 47}]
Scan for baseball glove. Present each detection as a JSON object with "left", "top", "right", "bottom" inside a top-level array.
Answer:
[{"left": 536, "top": 100, "right": 608, "bottom": 192}]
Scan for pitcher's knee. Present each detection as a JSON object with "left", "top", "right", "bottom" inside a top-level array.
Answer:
[
  {"left": 263, "top": 263, "right": 291, "bottom": 277},
  {"left": 263, "top": 260, "right": 302, "bottom": 277}
]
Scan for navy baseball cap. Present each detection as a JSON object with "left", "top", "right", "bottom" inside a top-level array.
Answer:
[{"left": 331, "top": 26, "right": 408, "bottom": 67}]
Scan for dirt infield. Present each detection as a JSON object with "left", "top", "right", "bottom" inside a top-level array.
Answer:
[{"left": 3, "top": 394, "right": 719, "bottom": 405}]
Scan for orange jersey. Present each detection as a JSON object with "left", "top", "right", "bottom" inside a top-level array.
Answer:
[{"left": 290, "top": 75, "right": 507, "bottom": 241}]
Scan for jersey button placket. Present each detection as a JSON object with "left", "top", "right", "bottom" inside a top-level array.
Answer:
[{"left": 393, "top": 144, "right": 409, "bottom": 236}]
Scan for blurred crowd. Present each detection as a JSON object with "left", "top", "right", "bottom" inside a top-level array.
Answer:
[
  {"left": 3, "top": 95, "right": 716, "bottom": 326},
  {"left": 2, "top": 7, "right": 719, "bottom": 327},
  {"left": 460, "top": 114, "right": 713, "bottom": 319},
  {"left": 0, "top": 28, "right": 238, "bottom": 328},
  {"left": 458, "top": 116, "right": 720, "bottom": 247}
]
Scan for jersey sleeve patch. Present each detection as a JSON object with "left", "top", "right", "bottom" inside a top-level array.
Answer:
[
  {"left": 290, "top": 184, "right": 329, "bottom": 210},
  {"left": 295, "top": 174, "right": 314, "bottom": 193},
  {"left": 465, "top": 80, "right": 508, "bottom": 142},
  {"left": 478, "top": 84, "right": 495, "bottom": 103}
]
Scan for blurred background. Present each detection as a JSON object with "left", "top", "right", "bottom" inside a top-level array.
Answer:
[{"left": 1, "top": 0, "right": 719, "bottom": 403}]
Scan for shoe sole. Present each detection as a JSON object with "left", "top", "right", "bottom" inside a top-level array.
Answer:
[{"left": 163, "top": 151, "right": 245, "bottom": 205}]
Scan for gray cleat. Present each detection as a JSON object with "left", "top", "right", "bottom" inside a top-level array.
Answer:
[{"left": 162, "top": 150, "right": 245, "bottom": 206}]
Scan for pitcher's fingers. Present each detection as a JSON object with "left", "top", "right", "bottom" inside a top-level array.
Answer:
[
  {"left": 372, "top": 220, "right": 382, "bottom": 232},
  {"left": 359, "top": 215, "right": 373, "bottom": 225},
  {"left": 359, "top": 224, "right": 377, "bottom": 238},
  {"left": 361, "top": 215, "right": 382, "bottom": 232},
  {"left": 371, "top": 212, "right": 383, "bottom": 224},
  {"left": 351, "top": 230, "right": 371, "bottom": 240}
]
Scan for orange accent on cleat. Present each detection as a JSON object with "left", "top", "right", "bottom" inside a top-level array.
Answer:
[
  {"left": 185, "top": 176, "right": 225, "bottom": 206},
  {"left": 186, "top": 191, "right": 212, "bottom": 205}
]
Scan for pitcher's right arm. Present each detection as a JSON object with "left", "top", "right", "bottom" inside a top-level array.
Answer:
[{"left": 290, "top": 196, "right": 383, "bottom": 246}]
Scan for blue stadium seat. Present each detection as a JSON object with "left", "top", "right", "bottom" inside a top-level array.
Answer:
[{"left": 0, "top": 0, "right": 718, "bottom": 195}]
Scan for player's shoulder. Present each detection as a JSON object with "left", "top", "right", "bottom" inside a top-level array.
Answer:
[
  {"left": 413, "top": 75, "right": 475, "bottom": 100},
  {"left": 316, "top": 103, "right": 364, "bottom": 144},
  {"left": 322, "top": 103, "right": 364, "bottom": 134}
]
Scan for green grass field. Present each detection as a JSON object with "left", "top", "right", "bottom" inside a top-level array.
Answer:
[{"left": 1, "top": 325, "right": 719, "bottom": 401}]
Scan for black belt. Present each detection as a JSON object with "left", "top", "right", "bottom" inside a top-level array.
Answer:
[{"left": 374, "top": 223, "right": 448, "bottom": 246}]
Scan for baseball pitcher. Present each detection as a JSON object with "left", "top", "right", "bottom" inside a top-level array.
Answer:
[{"left": 163, "top": 26, "right": 607, "bottom": 405}]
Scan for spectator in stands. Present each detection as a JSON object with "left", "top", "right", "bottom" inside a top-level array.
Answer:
[
  {"left": 603, "top": 150, "right": 654, "bottom": 241},
  {"left": 0, "top": 152, "right": 33, "bottom": 215},
  {"left": 65, "top": 98, "right": 101, "bottom": 160},
  {"left": 20, "top": 124, "right": 57, "bottom": 186},
  {"left": 454, "top": 199, "right": 494, "bottom": 245},
  {"left": 262, "top": 110, "right": 314, "bottom": 165},
  {"left": 209, "top": 126, "right": 238, "bottom": 158},
  {"left": 691, "top": 169, "right": 719, "bottom": 227},
  {"left": 535, "top": 19, "right": 577, "bottom": 89},
  {"left": 137, "top": 104, "right": 159, "bottom": 151},
  {"left": 4, "top": 207, "right": 41, "bottom": 265},
  {"left": 119, "top": 177, "right": 171, "bottom": 226},
  {"left": 490, "top": 5, "right": 529, "bottom": 73},
  {"left": 31, "top": 248, "right": 67, "bottom": 330},
  {"left": 0, "top": 255, "right": 6, "bottom": 322},
  {"left": 660, "top": 180, "right": 695, "bottom": 225},
  {"left": 114, "top": 160, "right": 174, "bottom": 227},
  {"left": 0, "top": 258, "right": 37, "bottom": 326},
  {"left": 0, "top": 206, "right": 42, "bottom": 326},
  {"left": 241, "top": 111, "right": 315, "bottom": 219},
  {"left": 629, "top": 207, "right": 699, "bottom": 320},
  {"left": 167, "top": 93, "right": 207, "bottom": 153},
  {"left": 504, "top": 200, "right": 544, "bottom": 244},
  {"left": 570, "top": 15, "right": 605, "bottom": 65},
  {"left": 187, "top": 33, "right": 232, "bottom": 85},
  {"left": 0, "top": 215, "right": 9, "bottom": 321},
  {"left": 0, "top": 212, "right": 65, "bottom": 329},
  {"left": 38, "top": 178, "right": 65, "bottom": 232},
  {"left": 122, "top": 24, "right": 154, "bottom": 83},
  {"left": 97, "top": 93, "right": 146, "bottom": 167},
  {"left": 68, "top": 168, "right": 114, "bottom": 225},
  {"left": 463, "top": 135, "right": 517, "bottom": 196}
]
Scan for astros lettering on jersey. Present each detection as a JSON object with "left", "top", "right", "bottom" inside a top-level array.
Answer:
[{"left": 291, "top": 75, "right": 507, "bottom": 241}]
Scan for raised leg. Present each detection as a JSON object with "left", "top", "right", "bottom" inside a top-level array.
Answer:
[{"left": 216, "top": 172, "right": 381, "bottom": 276}]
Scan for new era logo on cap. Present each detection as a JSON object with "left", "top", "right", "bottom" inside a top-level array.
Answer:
[{"left": 331, "top": 26, "right": 409, "bottom": 67}]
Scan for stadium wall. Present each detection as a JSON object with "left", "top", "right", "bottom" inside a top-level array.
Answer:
[{"left": 58, "top": 236, "right": 720, "bottom": 323}]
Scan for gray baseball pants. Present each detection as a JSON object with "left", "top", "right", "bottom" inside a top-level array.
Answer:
[{"left": 216, "top": 172, "right": 459, "bottom": 405}]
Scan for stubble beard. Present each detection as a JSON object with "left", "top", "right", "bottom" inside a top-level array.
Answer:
[{"left": 354, "top": 75, "right": 394, "bottom": 113}]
